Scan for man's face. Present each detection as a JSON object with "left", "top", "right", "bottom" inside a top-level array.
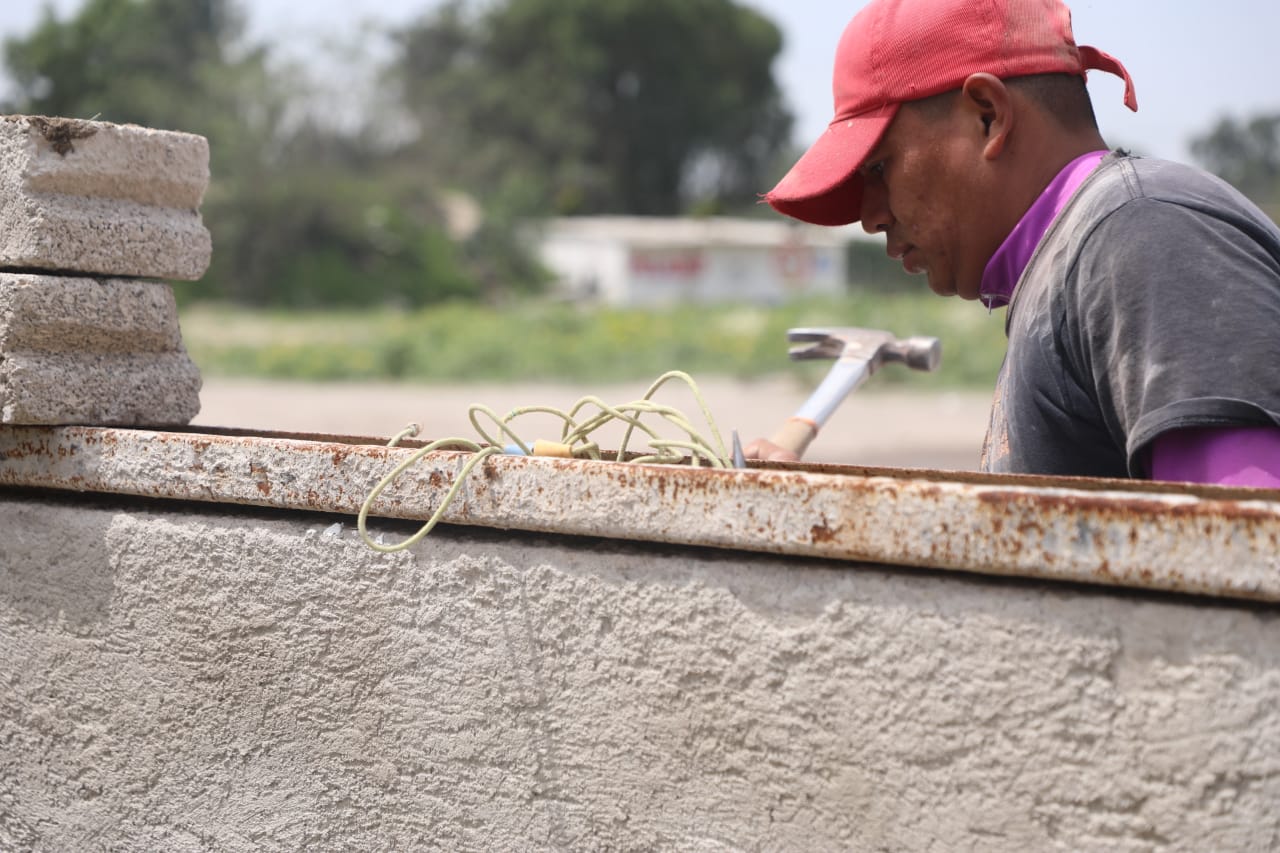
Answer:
[{"left": 856, "top": 98, "right": 1003, "bottom": 300}]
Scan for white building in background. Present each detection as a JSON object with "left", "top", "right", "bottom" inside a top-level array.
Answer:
[{"left": 533, "top": 216, "right": 855, "bottom": 306}]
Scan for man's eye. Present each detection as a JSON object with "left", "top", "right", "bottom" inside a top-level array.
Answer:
[{"left": 864, "top": 161, "right": 886, "bottom": 178}]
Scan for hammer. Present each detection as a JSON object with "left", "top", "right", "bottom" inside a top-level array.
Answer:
[{"left": 768, "top": 327, "right": 941, "bottom": 459}]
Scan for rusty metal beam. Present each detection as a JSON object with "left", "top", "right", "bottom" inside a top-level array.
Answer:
[{"left": 1, "top": 425, "right": 1278, "bottom": 603}]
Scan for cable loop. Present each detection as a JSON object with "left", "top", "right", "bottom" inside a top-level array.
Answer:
[{"left": 358, "top": 372, "right": 732, "bottom": 552}]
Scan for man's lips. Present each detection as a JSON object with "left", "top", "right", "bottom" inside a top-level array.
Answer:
[
  {"left": 891, "top": 243, "right": 924, "bottom": 275},
  {"left": 904, "top": 249, "right": 926, "bottom": 274}
]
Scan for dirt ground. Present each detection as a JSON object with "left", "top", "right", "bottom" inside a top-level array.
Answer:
[{"left": 194, "top": 376, "right": 993, "bottom": 471}]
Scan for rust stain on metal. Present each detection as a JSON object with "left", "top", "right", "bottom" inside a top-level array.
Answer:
[
  {"left": 1, "top": 425, "right": 1278, "bottom": 604},
  {"left": 810, "top": 523, "right": 838, "bottom": 544},
  {"left": 248, "top": 461, "right": 274, "bottom": 496}
]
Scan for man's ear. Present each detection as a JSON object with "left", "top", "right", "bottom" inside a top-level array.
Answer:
[{"left": 960, "top": 73, "right": 1013, "bottom": 160}]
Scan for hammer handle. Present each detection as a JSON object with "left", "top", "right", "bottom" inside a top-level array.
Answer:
[
  {"left": 794, "top": 356, "right": 873, "bottom": 425},
  {"left": 770, "top": 417, "right": 820, "bottom": 457},
  {"left": 771, "top": 357, "right": 872, "bottom": 458}
]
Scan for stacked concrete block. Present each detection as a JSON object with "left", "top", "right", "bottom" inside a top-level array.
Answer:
[
  {"left": 0, "top": 275, "right": 201, "bottom": 424},
  {"left": 0, "top": 115, "right": 210, "bottom": 426}
]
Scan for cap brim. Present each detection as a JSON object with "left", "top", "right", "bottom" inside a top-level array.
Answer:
[{"left": 765, "top": 104, "right": 897, "bottom": 226}]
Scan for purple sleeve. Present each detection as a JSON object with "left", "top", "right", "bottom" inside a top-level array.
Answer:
[{"left": 1150, "top": 426, "right": 1280, "bottom": 488}]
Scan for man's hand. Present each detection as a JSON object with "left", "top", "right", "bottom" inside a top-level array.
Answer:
[{"left": 743, "top": 437, "right": 801, "bottom": 464}]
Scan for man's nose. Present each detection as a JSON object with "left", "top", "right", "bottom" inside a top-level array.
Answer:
[{"left": 860, "top": 180, "right": 892, "bottom": 234}]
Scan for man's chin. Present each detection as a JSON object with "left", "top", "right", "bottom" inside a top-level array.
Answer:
[
  {"left": 924, "top": 275, "right": 957, "bottom": 298},
  {"left": 925, "top": 275, "right": 985, "bottom": 301}
]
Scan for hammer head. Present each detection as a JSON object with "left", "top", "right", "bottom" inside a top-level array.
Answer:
[{"left": 786, "top": 327, "right": 941, "bottom": 373}]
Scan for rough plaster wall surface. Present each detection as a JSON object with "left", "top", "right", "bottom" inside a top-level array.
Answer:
[
  {"left": 0, "top": 275, "right": 201, "bottom": 425},
  {"left": 0, "top": 116, "right": 211, "bottom": 281},
  {"left": 1, "top": 492, "right": 1278, "bottom": 852}
]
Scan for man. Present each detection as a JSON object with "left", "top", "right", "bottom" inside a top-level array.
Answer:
[{"left": 750, "top": 0, "right": 1280, "bottom": 487}]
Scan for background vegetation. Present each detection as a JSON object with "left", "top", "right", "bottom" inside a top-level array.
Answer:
[
  {"left": 1, "top": 0, "right": 797, "bottom": 309},
  {"left": 3, "top": 0, "right": 1278, "bottom": 383},
  {"left": 180, "top": 292, "right": 1009, "bottom": 388}
]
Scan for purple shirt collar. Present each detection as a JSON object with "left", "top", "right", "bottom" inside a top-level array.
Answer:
[{"left": 979, "top": 150, "right": 1109, "bottom": 309}]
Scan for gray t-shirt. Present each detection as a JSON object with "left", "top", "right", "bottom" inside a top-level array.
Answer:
[{"left": 981, "top": 154, "right": 1280, "bottom": 478}]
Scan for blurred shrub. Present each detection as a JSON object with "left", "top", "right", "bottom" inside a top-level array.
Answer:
[{"left": 181, "top": 294, "right": 1008, "bottom": 389}]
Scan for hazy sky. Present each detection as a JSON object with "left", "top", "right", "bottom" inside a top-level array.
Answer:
[{"left": 3, "top": 0, "right": 1278, "bottom": 162}]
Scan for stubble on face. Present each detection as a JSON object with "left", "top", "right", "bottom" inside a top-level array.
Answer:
[{"left": 867, "top": 99, "right": 995, "bottom": 300}]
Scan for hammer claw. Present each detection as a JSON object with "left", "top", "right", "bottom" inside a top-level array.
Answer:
[
  {"left": 786, "top": 331, "right": 850, "bottom": 360},
  {"left": 786, "top": 328, "right": 833, "bottom": 342},
  {"left": 788, "top": 342, "right": 838, "bottom": 360}
]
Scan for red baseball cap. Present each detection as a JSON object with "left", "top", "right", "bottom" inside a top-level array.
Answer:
[{"left": 765, "top": 0, "right": 1138, "bottom": 226}]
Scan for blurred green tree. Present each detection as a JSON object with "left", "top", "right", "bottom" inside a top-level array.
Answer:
[
  {"left": 1, "top": 0, "right": 518, "bottom": 306},
  {"left": 1191, "top": 113, "right": 1280, "bottom": 220},
  {"left": 388, "top": 0, "right": 793, "bottom": 217},
  {"left": 3, "top": 0, "right": 247, "bottom": 128}
]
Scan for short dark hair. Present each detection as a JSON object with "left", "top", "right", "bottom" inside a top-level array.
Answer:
[
  {"left": 1007, "top": 73, "right": 1099, "bottom": 131},
  {"left": 904, "top": 72, "right": 1099, "bottom": 132}
]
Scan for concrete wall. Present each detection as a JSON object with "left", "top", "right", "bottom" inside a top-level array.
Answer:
[{"left": 2, "top": 491, "right": 1278, "bottom": 851}]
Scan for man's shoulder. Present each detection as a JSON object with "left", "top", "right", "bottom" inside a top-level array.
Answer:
[
  {"left": 1051, "top": 152, "right": 1280, "bottom": 250},
  {"left": 1018, "top": 151, "right": 1277, "bottom": 327},
  {"left": 1085, "top": 153, "right": 1263, "bottom": 216}
]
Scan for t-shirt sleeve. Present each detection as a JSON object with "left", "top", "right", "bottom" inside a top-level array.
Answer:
[{"left": 1066, "top": 196, "right": 1280, "bottom": 476}]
